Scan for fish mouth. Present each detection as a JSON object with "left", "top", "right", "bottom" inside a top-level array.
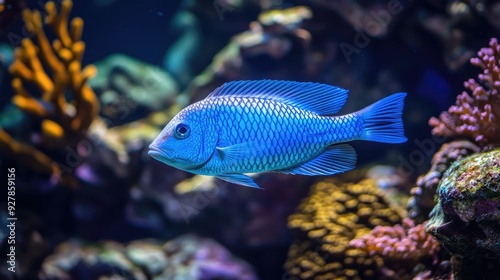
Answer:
[{"left": 148, "top": 145, "right": 175, "bottom": 163}]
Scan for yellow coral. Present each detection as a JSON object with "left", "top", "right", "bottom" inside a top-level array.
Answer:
[
  {"left": 41, "top": 120, "right": 64, "bottom": 147},
  {"left": 2, "top": 0, "right": 99, "bottom": 184},
  {"left": 10, "top": 0, "right": 99, "bottom": 134},
  {"left": 285, "top": 179, "right": 405, "bottom": 279},
  {"left": 258, "top": 6, "right": 312, "bottom": 27}
]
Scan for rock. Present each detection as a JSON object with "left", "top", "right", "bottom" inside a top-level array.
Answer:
[
  {"left": 90, "top": 54, "right": 179, "bottom": 126},
  {"left": 427, "top": 148, "right": 500, "bottom": 279},
  {"left": 39, "top": 235, "right": 258, "bottom": 280}
]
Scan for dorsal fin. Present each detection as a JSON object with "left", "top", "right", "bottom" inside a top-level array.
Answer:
[{"left": 207, "top": 80, "right": 349, "bottom": 115}]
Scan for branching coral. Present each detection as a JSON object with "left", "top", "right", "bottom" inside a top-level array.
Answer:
[
  {"left": 10, "top": 0, "right": 98, "bottom": 139},
  {"left": 285, "top": 179, "right": 404, "bottom": 279},
  {"left": 429, "top": 38, "right": 500, "bottom": 147},
  {"left": 1, "top": 0, "right": 99, "bottom": 183},
  {"left": 0, "top": 128, "right": 60, "bottom": 178}
]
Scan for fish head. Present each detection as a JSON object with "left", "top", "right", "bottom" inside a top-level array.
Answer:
[{"left": 148, "top": 104, "right": 217, "bottom": 170}]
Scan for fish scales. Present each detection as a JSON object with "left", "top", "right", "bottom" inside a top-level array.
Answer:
[
  {"left": 149, "top": 80, "right": 407, "bottom": 189},
  {"left": 194, "top": 97, "right": 362, "bottom": 175}
]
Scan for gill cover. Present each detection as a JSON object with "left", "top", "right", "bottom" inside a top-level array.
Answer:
[{"left": 150, "top": 105, "right": 218, "bottom": 170}]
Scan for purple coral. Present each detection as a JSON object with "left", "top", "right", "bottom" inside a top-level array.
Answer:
[
  {"left": 350, "top": 218, "right": 442, "bottom": 278},
  {"left": 350, "top": 218, "right": 440, "bottom": 262},
  {"left": 429, "top": 38, "right": 500, "bottom": 147}
]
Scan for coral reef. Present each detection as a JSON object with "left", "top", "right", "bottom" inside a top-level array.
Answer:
[
  {"left": 427, "top": 148, "right": 500, "bottom": 258},
  {"left": 163, "top": 0, "right": 261, "bottom": 87},
  {"left": 186, "top": 5, "right": 314, "bottom": 102},
  {"left": 311, "top": 0, "right": 498, "bottom": 71},
  {"left": 2, "top": 0, "right": 99, "bottom": 185},
  {"left": 351, "top": 218, "right": 439, "bottom": 261},
  {"left": 418, "top": 2, "right": 475, "bottom": 71},
  {"left": 40, "top": 235, "right": 257, "bottom": 280},
  {"left": 407, "top": 140, "right": 480, "bottom": 222},
  {"left": 3, "top": 1, "right": 500, "bottom": 279},
  {"left": 11, "top": 0, "right": 99, "bottom": 138},
  {"left": 429, "top": 38, "right": 500, "bottom": 148},
  {"left": 350, "top": 218, "right": 440, "bottom": 278},
  {"left": 0, "top": 215, "right": 48, "bottom": 280},
  {"left": 0, "top": 128, "right": 61, "bottom": 178},
  {"left": 284, "top": 178, "right": 404, "bottom": 279},
  {"left": 310, "top": 0, "right": 399, "bottom": 37},
  {"left": 135, "top": 164, "right": 312, "bottom": 246},
  {"left": 89, "top": 54, "right": 180, "bottom": 126},
  {"left": 427, "top": 148, "right": 500, "bottom": 279}
]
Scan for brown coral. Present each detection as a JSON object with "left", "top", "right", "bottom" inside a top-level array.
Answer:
[
  {"left": 2, "top": 0, "right": 99, "bottom": 184},
  {"left": 285, "top": 179, "right": 404, "bottom": 280},
  {"left": 429, "top": 38, "right": 500, "bottom": 147}
]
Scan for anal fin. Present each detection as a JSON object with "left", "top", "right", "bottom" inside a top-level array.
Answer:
[
  {"left": 277, "top": 144, "right": 357, "bottom": 176},
  {"left": 216, "top": 173, "right": 263, "bottom": 189}
]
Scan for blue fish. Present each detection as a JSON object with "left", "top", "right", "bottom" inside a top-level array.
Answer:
[{"left": 149, "top": 80, "right": 406, "bottom": 189}]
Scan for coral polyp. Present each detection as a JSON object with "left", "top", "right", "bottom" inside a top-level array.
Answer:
[{"left": 430, "top": 38, "right": 500, "bottom": 148}]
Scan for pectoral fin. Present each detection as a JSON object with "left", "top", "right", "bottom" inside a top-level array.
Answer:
[
  {"left": 217, "top": 142, "right": 252, "bottom": 162},
  {"left": 216, "top": 173, "right": 263, "bottom": 189},
  {"left": 277, "top": 144, "right": 357, "bottom": 176},
  {"left": 216, "top": 141, "right": 268, "bottom": 162}
]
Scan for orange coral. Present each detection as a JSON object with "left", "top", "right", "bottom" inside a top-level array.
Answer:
[
  {"left": 10, "top": 0, "right": 98, "bottom": 137},
  {"left": 1, "top": 0, "right": 98, "bottom": 184},
  {"left": 0, "top": 129, "right": 60, "bottom": 178}
]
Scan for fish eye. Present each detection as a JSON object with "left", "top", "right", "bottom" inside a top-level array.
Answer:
[{"left": 174, "top": 123, "right": 190, "bottom": 139}]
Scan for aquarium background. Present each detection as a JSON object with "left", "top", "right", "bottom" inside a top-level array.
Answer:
[{"left": 0, "top": 0, "right": 499, "bottom": 279}]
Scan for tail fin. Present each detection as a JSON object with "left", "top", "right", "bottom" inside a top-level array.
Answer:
[{"left": 358, "top": 92, "right": 407, "bottom": 143}]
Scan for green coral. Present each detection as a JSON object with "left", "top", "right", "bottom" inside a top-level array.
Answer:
[{"left": 427, "top": 149, "right": 500, "bottom": 260}]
